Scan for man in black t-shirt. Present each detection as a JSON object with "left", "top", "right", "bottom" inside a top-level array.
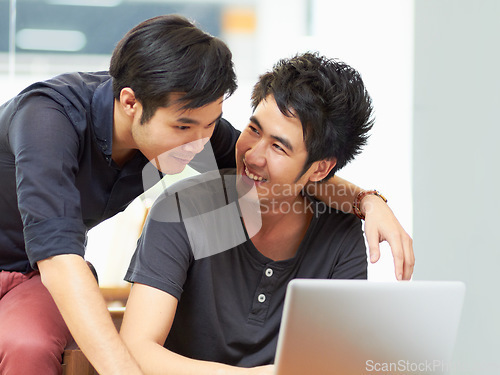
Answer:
[{"left": 121, "top": 53, "right": 380, "bottom": 375}]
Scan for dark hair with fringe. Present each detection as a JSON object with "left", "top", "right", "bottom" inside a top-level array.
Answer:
[
  {"left": 109, "top": 14, "right": 237, "bottom": 123},
  {"left": 251, "top": 52, "right": 374, "bottom": 180}
]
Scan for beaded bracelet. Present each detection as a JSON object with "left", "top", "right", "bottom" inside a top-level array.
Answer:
[{"left": 352, "top": 190, "right": 387, "bottom": 220}]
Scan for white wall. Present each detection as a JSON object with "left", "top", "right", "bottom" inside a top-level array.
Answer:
[{"left": 312, "top": 0, "right": 414, "bottom": 280}]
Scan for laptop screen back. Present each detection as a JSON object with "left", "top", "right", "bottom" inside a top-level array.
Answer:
[{"left": 274, "top": 279, "right": 465, "bottom": 375}]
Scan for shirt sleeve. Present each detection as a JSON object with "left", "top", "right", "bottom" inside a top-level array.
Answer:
[
  {"left": 125, "top": 193, "right": 193, "bottom": 300},
  {"left": 8, "top": 94, "right": 87, "bottom": 268},
  {"left": 329, "top": 215, "right": 368, "bottom": 280},
  {"left": 189, "top": 118, "right": 240, "bottom": 172}
]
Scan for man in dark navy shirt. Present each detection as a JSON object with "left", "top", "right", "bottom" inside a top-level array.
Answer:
[
  {"left": 120, "top": 53, "right": 384, "bottom": 374},
  {"left": 0, "top": 15, "right": 238, "bottom": 375},
  {"left": 0, "top": 15, "right": 413, "bottom": 375}
]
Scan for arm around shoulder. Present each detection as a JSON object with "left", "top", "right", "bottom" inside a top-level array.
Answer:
[{"left": 307, "top": 175, "right": 414, "bottom": 280}]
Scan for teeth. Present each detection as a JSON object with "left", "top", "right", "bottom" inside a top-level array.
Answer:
[{"left": 245, "top": 166, "right": 265, "bottom": 182}]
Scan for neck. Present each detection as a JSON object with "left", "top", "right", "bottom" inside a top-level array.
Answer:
[{"left": 239, "top": 193, "right": 313, "bottom": 261}]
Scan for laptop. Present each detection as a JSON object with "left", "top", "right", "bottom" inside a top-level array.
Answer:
[{"left": 274, "top": 279, "right": 465, "bottom": 375}]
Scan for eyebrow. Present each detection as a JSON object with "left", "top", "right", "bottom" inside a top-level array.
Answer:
[
  {"left": 250, "top": 115, "right": 294, "bottom": 152},
  {"left": 177, "top": 112, "right": 223, "bottom": 126}
]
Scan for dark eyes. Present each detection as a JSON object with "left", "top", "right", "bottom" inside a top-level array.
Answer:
[
  {"left": 273, "top": 144, "right": 285, "bottom": 152},
  {"left": 176, "top": 121, "right": 217, "bottom": 131},
  {"left": 247, "top": 125, "right": 287, "bottom": 154},
  {"left": 249, "top": 125, "right": 259, "bottom": 134}
]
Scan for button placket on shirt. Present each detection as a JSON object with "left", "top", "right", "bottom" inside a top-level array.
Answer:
[{"left": 248, "top": 265, "right": 279, "bottom": 325}]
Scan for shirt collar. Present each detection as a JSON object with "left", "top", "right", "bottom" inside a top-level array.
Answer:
[{"left": 90, "top": 77, "right": 114, "bottom": 157}]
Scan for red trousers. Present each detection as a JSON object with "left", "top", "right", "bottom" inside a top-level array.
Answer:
[{"left": 0, "top": 270, "right": 73, "bottom": 375}]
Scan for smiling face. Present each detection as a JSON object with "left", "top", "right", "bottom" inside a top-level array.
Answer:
[
  {"left": 235, "top": 95, "right": 335, "bottom": 206},
  {"left": 129, "top": 93, "right": 224, "bottom": 174}
]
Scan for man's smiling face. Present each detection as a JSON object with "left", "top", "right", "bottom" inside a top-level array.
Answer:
[
  {"left": 132, "top": 93, "right": 223, "bottom": 175},
  {"left": 236, "top": 95, "right": 321, "bottom": 204}
]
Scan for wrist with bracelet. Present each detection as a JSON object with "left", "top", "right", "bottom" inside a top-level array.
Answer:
[{"left": 352, "top": 190, "right": 387, "bottom": 220}]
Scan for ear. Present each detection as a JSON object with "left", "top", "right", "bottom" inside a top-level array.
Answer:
[
  {"left": 308, "top": 158, "right": 337, "bottom": 182},
  {"left": 119, "top": 87, "right": 140, "bottom": 117}
]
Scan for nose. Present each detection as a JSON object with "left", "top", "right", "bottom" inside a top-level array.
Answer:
[
  {"left": 244, "top": 139, "right": 266, "bottom": 168},
  {"left": 182, "top": 137, "right": 209, "bottom": 154}
]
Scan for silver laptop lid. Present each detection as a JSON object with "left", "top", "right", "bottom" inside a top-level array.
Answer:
[{"left": 274, "top": 279, "right": 465, "bottom": 375}]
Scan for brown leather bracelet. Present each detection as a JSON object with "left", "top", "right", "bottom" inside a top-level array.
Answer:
[{"left": 352, "top": 190, "right": 387, "bottom": 220}]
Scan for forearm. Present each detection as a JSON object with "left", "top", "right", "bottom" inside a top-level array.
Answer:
[
  {"left": 122, "top": 321, "right": 270, "bottom": 375},
  {"left": 309, "top": 175, "right": 386, "bottom": 217},
  {"left": 120, "top": 284, "right": 273, "bottom": 375},
  {"left": 38, "top": 254, "right": 142, "bottom": 375},
  {"left": 124, "top": 340, "right": 245, "bottom": 375}
]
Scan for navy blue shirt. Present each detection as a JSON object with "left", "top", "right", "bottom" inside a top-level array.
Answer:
[
  {"left": 0, "top": 72, "right": 239, "bottom": 273},
  {"left": 125, "top": 169, "right": 367, "bottom": 367}
]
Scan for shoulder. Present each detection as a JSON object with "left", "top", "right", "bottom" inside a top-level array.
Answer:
[
  {"left": 18, "top": 72, "right": 110, "bottom": 100},
  {"left": 309, "top": 199, "right": 363, "bottom": 238},
  {"left": 17, "top": 72, "right": 110, "bottom": 114}
]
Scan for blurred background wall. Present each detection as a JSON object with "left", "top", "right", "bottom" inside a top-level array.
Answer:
[
  {"left": 3, "top": 0, "right": 498, "bottom": 372},
  {"left": 413, "top": 0, "right": 500, "bottom": 373}
]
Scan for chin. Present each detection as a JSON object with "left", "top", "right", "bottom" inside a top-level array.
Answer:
[
  {"left": 158, "top": 163, "right": 188, "bottom": 175},
  {"left": 150, "top": 153, "right": 190, "bottom": 175}
]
